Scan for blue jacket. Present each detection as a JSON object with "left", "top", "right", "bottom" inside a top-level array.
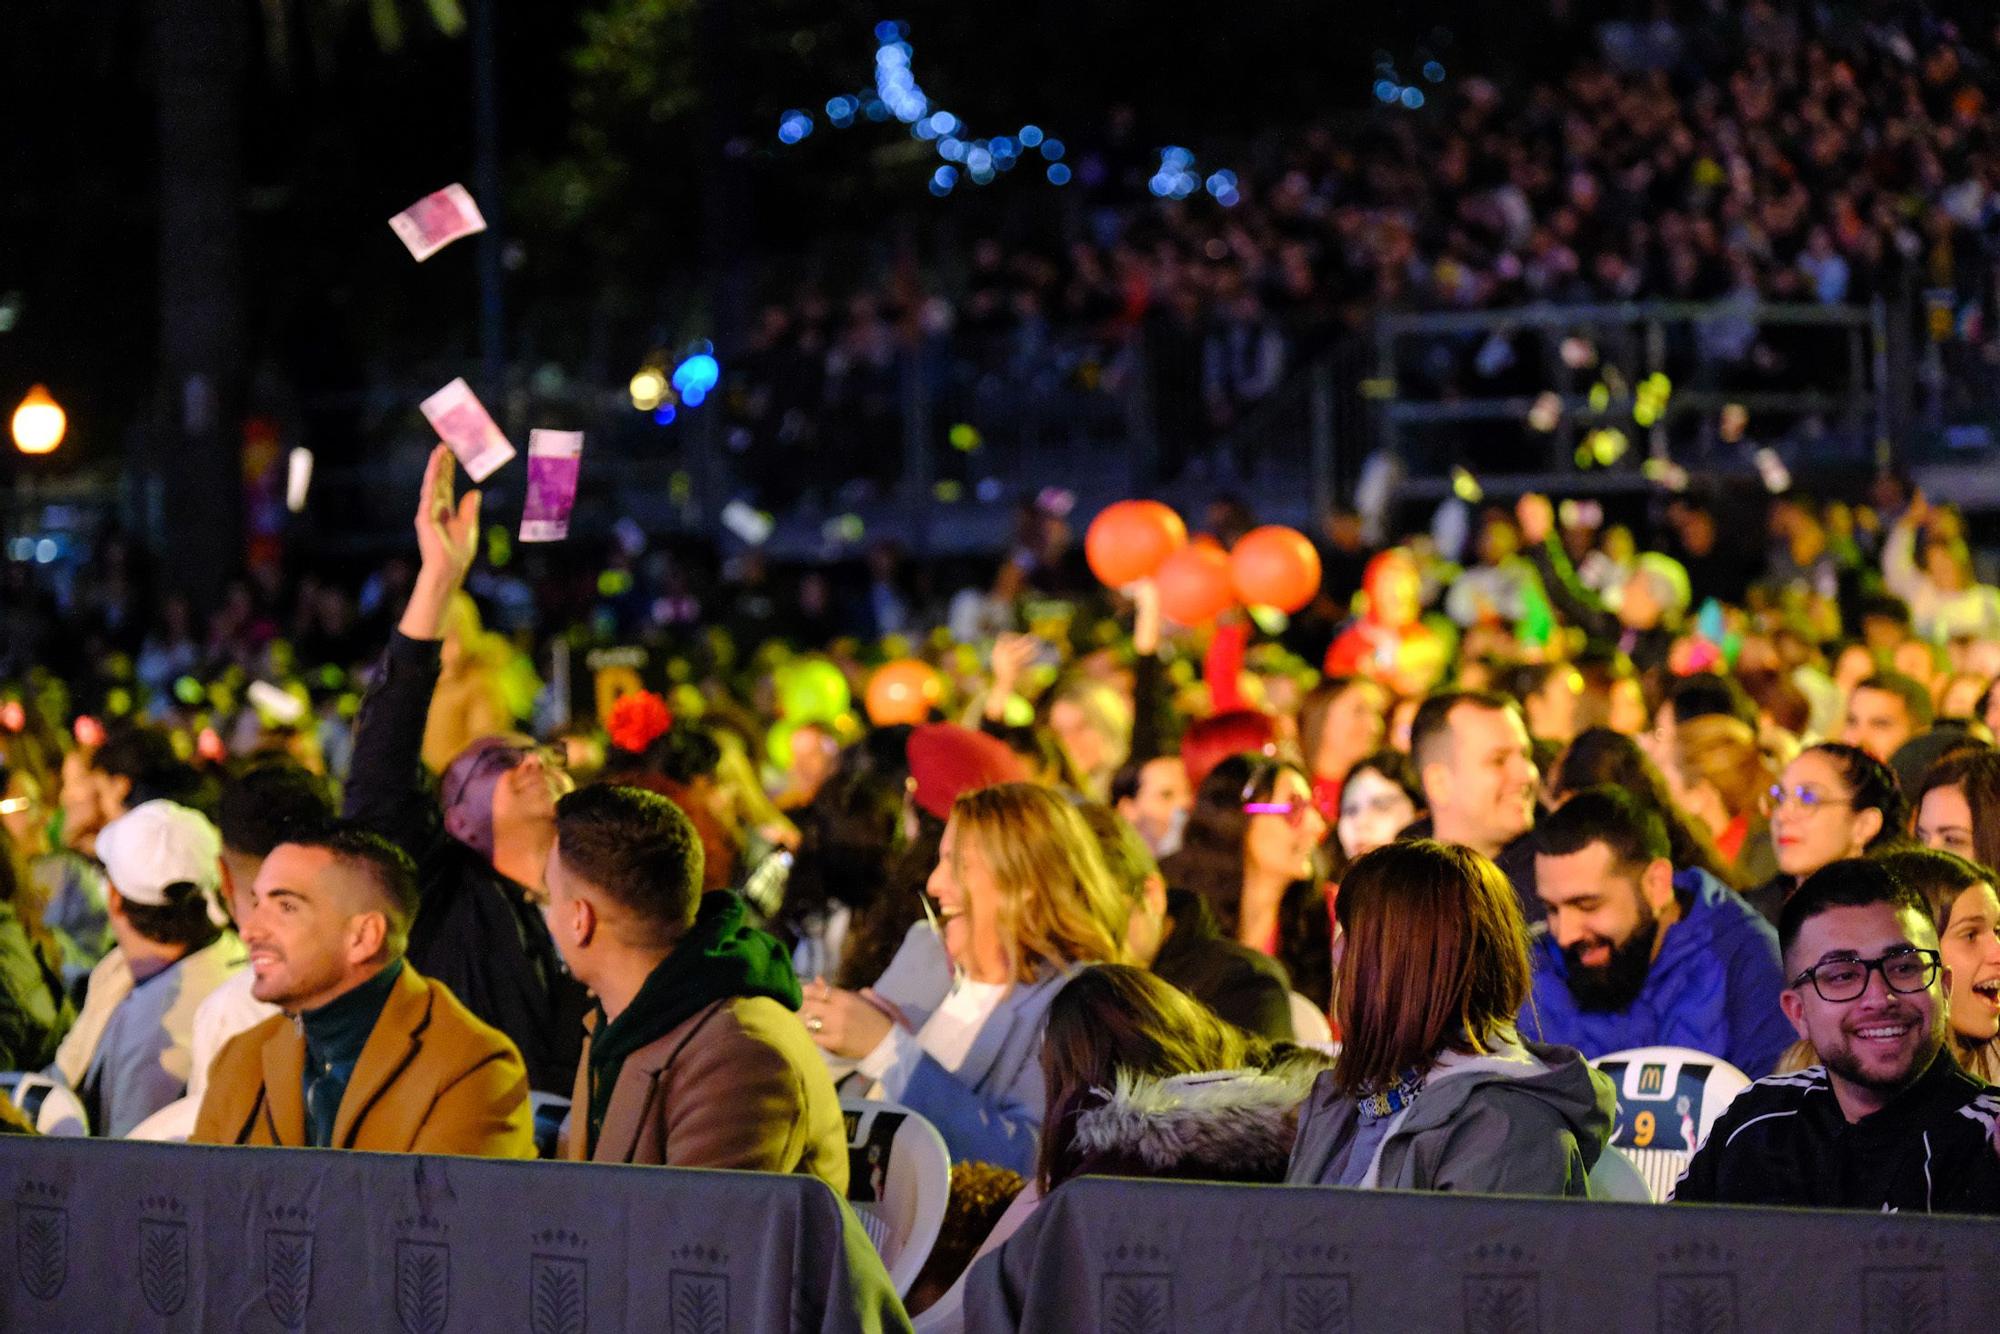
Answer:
[
  {"left": 866, "top": 924, "right": 1072, "bottom": 1176},
  {"left": 1520, "top": 869, "right": 1793, "bottom": 1079}
]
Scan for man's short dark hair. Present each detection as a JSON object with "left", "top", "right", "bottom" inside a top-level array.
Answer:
[
  {"left": 1534, "top": 786, "right": 1670, "bottom": 874},
  {"left": 555, "top": 784, "right": 705, "bottom": 944},
  {"left": 1108, "top": 760, "right": 1145, "bottom": 807},
  {"left": 1855, "top": 593, "right": 1911, "bottom": 630},
  {"left": 1410, "top": 689, "right": 1519, "bottom": 773},
  {"left": 120, "top": 885, "right": 224, "bottom": 952},
  {"left": 281, "top": 823, "right": 421, "bottom": 955},
  {"left": 217, "top": 761, "right": 335, "bottom": 858},
  {"left": 92, "top": 725, "right": 205, "bottom": 810},
  {"left": 1778, "top": 858, "right": 1931, "bottom": 972},
  {"left": 1855, "top": 672, "right": 1935, "bottom": 729},
  {"left": 1667, "top": 672, "right": 1756, "bottom": 727}
]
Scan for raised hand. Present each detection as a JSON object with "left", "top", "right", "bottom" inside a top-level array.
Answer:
[
  {"left": 399, "top": 445, "right": 482, "bottom": 641},
  {"left": 415, "top": 444, "right": 482, "bottom": 585}
]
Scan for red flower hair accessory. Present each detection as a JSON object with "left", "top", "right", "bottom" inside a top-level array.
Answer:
[{"left": 606, "top": 690, "right": 673, "bottom": 754}]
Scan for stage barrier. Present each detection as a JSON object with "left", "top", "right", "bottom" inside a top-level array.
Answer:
[
  {"left": 1, "top": 1137, "right": 911, "bottom": 1333},
  {"left": 962, "top": 1175, "right": 1998, "bottom": 1333}
]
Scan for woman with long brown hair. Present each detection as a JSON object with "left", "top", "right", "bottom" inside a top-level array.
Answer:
[
  {"left": 1159, "top": 754, "right": 1334, "bottom": 1009},
  {"left": 801, "top": 783, "right": 1127, "bottom": 1174},
  {"left": 1286, "top": 840, "right": 1613, "bottom": 1194}
]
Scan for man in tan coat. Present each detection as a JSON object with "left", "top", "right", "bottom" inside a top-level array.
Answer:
[
  {"left": 193, "top": 825, "right": 533, "bottom": 1156},
  {"left": 541, "top": 785, "right": 845, "bottom": 1187}
]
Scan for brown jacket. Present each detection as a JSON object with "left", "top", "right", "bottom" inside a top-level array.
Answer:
[
  {"left": 561, "top": 995, "right": 848, "bottom": 1191},
  {"left": 193, "top": 963, "right": 534, "bottom": 1157}
]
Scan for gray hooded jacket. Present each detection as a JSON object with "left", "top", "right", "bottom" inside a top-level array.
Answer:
[{"left": 1285, "top": 1038, "right": 1613, "bottom": 1196}]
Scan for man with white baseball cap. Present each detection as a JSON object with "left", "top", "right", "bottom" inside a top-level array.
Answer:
[{"left": 45, "top": 799, "right": 242, "bottom": 1136}]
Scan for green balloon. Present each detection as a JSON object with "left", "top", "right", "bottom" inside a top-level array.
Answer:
[{"left": 776, "top": 659, "right": 850, "bottom": 722}]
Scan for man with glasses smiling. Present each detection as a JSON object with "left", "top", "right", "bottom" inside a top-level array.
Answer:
[{"left": 1675, "top": 859, "right": 2000, "bottom": 1212}]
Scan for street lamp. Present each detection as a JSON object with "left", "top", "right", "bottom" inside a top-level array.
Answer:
[{"left": 11, "top": 385, "right": 65, "bottom": 455}]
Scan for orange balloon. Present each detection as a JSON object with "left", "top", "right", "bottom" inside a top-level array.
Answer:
[
  {"left": 865, "top": 660, "right": 944, "bottom": 726},
  {"left": 1086, "top": 500, "right": 1187, "bottom": 588},
  {"left": 1155, "top": 543, "right": 1236, "bottom": 626},
  {"left": 1229, "top": 526, "right": 1323, "bottom": 613}
]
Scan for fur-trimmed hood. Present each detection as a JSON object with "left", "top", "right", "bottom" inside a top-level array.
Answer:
[{"left": 1067, "top": 1052, "right": 1331, "bottom": 1182}]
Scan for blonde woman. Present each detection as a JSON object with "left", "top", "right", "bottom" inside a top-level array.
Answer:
[
  {"left": 800, "top": 783, "right": 1127, "bottom": 1173},
  {"left": 1670, "top": 714, "right": 1778, "bottom": 888}
]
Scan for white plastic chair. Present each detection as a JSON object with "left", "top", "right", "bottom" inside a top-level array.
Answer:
[
  {"left": 1587, "top": 1144, "right": 1652, "bottom": 1202},
  {"left": 0, "top": 1072, "right": 91, "bottom": 1137},
  {"left": 841, "top": 1097, "right": 952, "bottom": 1298},
  {"left": 1287, "top": 992, "right": 1334, "bottom": 1045},
  {"left": 1589, "top": 1046, "right": 1752, "bottom": 1202}
]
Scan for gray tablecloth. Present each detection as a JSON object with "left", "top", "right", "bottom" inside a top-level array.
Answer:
[
  {"left": 2, "top": 1137, "right": 911, "bottom": 1332},
  {"left": 963, "top": 1174, "right": 2000, "bottom": 1333}
]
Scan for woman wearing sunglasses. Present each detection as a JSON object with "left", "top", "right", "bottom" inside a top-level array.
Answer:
[
  {"left": 1744, "top": 742, "right": 1909, "bottom": 927},
  {"left": 1160, "top": 753, "right": 1334, "bottom": 1010}
]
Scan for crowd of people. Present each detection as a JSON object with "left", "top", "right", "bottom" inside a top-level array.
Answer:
[
  {"left": 718, "top": 1, "right": 2000, "bottom": 500},
  {"left": 7, "top": 437, "right": 2000, "bottom": 1326}
]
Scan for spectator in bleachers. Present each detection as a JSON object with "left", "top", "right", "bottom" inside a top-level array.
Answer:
[
  {"left": 1842, "top": 671, "right": 1933, "bottom": 764},
  {"left": 1883, "top": 493, "right": 2000, "bottom": 645},
  {"left": 1287, "top": 840, "right": 1613, "bottom": 1195},
  {"left": 1505, "top": 663, "right": 1584, "bottom": 749},
  {"left": 543, "top": 784, "right": 844, "bottom": 1183},
  {"left": 130, "top": 761, "right": 334, "bottom": 1139},
  {"left": 49, "top": 800, "right": 240, "bottom": 1136},
  {"left": 1911, "top": 749, "right": 2000, "bottom": 869},
  {"left": 1524, "top": 787, "right": 1791, "bottom": 1078},
  {"left": 1037, "top": 964, "right": 1327, "bottom": 1192},
  {"left": 1077, "top": 802, "right": 1292, "bottom": 1042},
  {"left": 194, "top": 825, "right": 533, "bottom": 1156},
  {"left": 1160, "top": 754, "right": 1333, "bottom": 1011},
  {"left": 1746, "top": 742, "right": 1909, "bottom": 926},
  {"left": 87, "top": 724, "right": 211, "bottom": 822},
  {"left": 1109, "top": 754, "right": 1192, "bottom": 859},
  {"left": 1332, "top": 751, "right": 1424, "bottom": 870},
  {"left": 1667, "top": 714, "right": 1780, "bottom": 890},
  {"left": 342, "top": 448, "right": 590, "bottom": 1093},
  {"left": 1545, "top": 728, "right": 1738, "bottom": 889},
  {"left": 802, "top": 783, "right": 1127, "bottom": 1176},
  {"left": 1872, "top": 848, "right": 2000, "bottom": 1086},
  {"left": 1404, "top": 691, "right": 1541, "bottom": 922},
  {"left": 1675, "top": 859, "right": 2000, "bottom": 1213}
]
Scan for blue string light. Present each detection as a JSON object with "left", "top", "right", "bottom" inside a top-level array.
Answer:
[{"left": 781, "top": 22, "right": 1255, "bottom": 202}]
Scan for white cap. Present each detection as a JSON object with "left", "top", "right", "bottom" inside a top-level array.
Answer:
[{"left": 96, "top": 800, "right": 225, "bottom": 922}]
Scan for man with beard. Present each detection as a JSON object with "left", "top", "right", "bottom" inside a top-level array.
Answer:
[
  {"left": 1523, "top": 787, "right": 1792, "bottom": 1077},
  {"left": 1675, "top": 859, "right": 2000, "bottom": 1212}
]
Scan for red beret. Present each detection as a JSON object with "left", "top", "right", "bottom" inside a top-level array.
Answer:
[{"left": 906, "top": 723, "right": 1030, "bottom": 821}]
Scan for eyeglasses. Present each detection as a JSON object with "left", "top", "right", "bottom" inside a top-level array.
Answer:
[
  {"left": 1790, "top": 947, "right": 1941, "bottom": 1003},
  {"left": 1243, "top": 800, "right": 1314, "bottom": 829},
  {"left": 442, "top": 742, "right": 567, "bottom": 810},
  {"left": 1761, "top": 784, "right": 1853, "bottom": 817}
]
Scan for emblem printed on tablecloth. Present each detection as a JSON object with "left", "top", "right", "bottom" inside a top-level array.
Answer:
[
  {"left": 14, "top": 1179, "right": 68, "bottom": 1303},
  {"left": 139, "top": 1194, "right": 189, "bottom": 1317}
]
